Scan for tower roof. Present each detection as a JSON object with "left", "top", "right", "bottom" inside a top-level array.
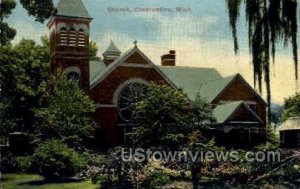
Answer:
[
  {"left": 103, "top": 41, "right": 121, "bottom": 56},
  {"left": 55, "top": 0, "right": 92, "bottom": 19}
]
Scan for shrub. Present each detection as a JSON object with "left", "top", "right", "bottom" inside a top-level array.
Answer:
[
  {"left": 142, "top": 172, "right": 171, "bottom": 189},
  {"left": 0, "top": 153, "right": 32, "bottom": 173},
  {"left": 32, "top": 139, "right": 86, "bottom": 179}
]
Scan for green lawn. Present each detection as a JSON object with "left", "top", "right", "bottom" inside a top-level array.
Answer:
[{"left": 0, "top": 174, "right": 98, "bottom": 189}]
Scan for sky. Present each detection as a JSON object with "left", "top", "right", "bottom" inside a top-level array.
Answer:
[{"left": 7, "top": 0, "right": 300, "bottom": 104}]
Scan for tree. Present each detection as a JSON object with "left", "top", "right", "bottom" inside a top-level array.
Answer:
[
  {"left": 0, "top": 98, "right": 16, "bottom": 144},
  {"left": 34, "top": 73, "right": 96, "bottom": 145},
  {"left": 226, "top": 0, "right": 298, "bottom": 121},
  {"left": 131, "top": 84, "right": 215, "bottom": 189},
  {"left": 282, "top": 92, "right": 300, "bottom": 121},
  {"left": 132, "top": 84, "right": 214, "bottom": 148},
  {"left": 89, "top": 41, "right": 101, "bottom": 61},
  {"left": 19, "top": 0, "right": 55, "bottom": 23},
  {"left": 0, "top": 38, "right": 50, "bottom": 131},
  {"left": 0, "top": 0, "right": 17, "bottom": 45},
  {"left": 0, "top": 0, "right": 54, "bottom": 45}
]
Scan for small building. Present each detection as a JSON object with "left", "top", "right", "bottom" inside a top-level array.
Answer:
[{"left": 279, "top": 117, "right": 300, "bottom": 148}]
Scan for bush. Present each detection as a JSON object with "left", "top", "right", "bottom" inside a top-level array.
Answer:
[
  {"left": 142, "top": 172, "right": 171, "bottom": 189},
  {"left": 0, "top": 153, "right": 32, "bottom": 173},
  {"left": 32, "top": 139, "right": 86, "bottom": 179}
]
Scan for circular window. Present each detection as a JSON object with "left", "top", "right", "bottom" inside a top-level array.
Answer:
[{"left": 117, "top": 82, "right": 147, "bottom": 123}]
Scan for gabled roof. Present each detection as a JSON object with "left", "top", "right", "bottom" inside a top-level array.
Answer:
[
  {"left": 89, "top": 46, "right": 265, "bottom": 106},
  {"left": 90, "top": 47, "right": 135, "bottom": 87},
  {"left": 213, "top": 101, "right": 263, "bottom": 124},
  {"left": 55, "top": 0, "right": 92, "bottom": 19},
  {"left": 213, "top": 101, "right": 243, "bottom": 123},
  {"left": 90, "top": 46, "right": 176, "bottom": 89},
  {"left": 199, "top": 75, "right": 236, "bottom": 102},
  {"left": 278, "top": 117, "right": 300, "bottom": 131},
  {"left": 158, "top": 66, "right": 222, "bottom": 101}
]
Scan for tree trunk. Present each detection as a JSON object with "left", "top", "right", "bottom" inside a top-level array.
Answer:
[{"left": 191, "top": 168, "right": 200, "bottom": 189}]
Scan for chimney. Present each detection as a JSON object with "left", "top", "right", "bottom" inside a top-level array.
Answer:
[{"left": 161, "top": 50, "right": 176, "bottom": 66}]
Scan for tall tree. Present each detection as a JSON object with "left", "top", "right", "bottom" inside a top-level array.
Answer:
[
  {"left": 132, "top": 84, "right": 215, "bottom": 148},
  {"left": 226, "top": 0, "right": 298, "bottom": 121},
  {"left": 34, "top": 73, "right": 96, "bottom": 145},
  {"left": 0, "top": 38, "right": 50, "bottom": 131}
]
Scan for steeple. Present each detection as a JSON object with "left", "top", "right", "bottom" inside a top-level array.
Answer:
[
  {"left": 48, "top": 0, "right": 92, "bottom": 93},
  {"left": 55, "top": 0, "right": 92, "bottom": 19},
  {"left": 103, "top": 41, "right": 121, "bottom": 65}
]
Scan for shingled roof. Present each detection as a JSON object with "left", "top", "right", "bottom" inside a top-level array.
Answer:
[
  {"left": 55, "top": 0, "right": 92, "bottom": 19},
  {"left": 158, "top": 66, "right": 223, "bottom": 101}
]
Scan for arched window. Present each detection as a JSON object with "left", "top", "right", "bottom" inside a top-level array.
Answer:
[
  {"left": 67, "top": 71, "right": 80, "bottom": 80},
  {"left": 117, "top": 82, "right": 147, "bottom": 123},
  {"left": 78, "top": 29, "right": 86, "bottom": 47},
  {"left": 65, "top": 67, "right": 81, "bottom": 82},
  {"left": 60, "top": 27, "right": 68, "bottom": 46},
  {"left": 69, "top": 28, "right": 77, "bottom": 47}
]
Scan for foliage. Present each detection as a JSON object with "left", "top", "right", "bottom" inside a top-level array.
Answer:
[
  {"left": 0, "top": 153, "right": 32, "bottom": 173},
  {"left": 0, "top": 0, "right": 17, "bottom": 45},
  {"left": 19, "top": 0, "right": 55, "bottom": 22},
  {"left": 0, "top": 99, "right": 16, "bottom": 144},
  {"left": 81, "top": 151, "right": 106, "bottom": 168},
  {"left": 0, "top": 38, "right": 50, "bottom": 132},
  {"left": 89, "top": 41, "right": 101, "bottom": 61},
  {"left": 1, "top": 0, "right": 53, "bottom": 45},
  {"left": 132, "top": 84, "right": 214, "bottom": 148},
  {"left": 226, "top": 0, "right": 298, "bottom": 121},
  {"left": 0, "top": 0, "right": 54, "bottom": 45},
  {"left": 32, "top": 139, "right": 86, "bottom": 179},
  {"left": 141, "top": 172, "right": 171, "bottom": 189},
  {"left": 282, "top": 92, "right": 300, "bottom": 121},
  {"left": 34, "top": 73, "right": 96, "bottom": 144},
  {"left": 266, "top": 125, "right": 280, "bottom": 149},
  {"left": 15, "top": 156, "right": 33, "bottom": 173},
  {"left": 99, "top": 147, "right": 144, "bottom": 189}
]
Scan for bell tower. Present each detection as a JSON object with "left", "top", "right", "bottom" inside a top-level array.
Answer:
[{"left": 47, "top": 0, "right": 92, "bottom": 93}]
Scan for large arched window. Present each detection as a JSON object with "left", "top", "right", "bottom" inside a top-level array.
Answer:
[{"left": 117, "top": 82, "right": 147, "bottom": 123}]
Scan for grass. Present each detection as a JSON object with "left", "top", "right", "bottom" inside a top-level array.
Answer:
[{"left": 0, "top": 174, "right": 98, "bottom": 189}]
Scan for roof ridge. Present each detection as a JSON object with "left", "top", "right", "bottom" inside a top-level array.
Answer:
[{"left": 158, "top": 65, "right": 219, "bottom": 70}]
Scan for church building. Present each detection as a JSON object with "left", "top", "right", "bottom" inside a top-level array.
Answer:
[{"left": 48, "top": 0, "right": 266, "bottom": 148}]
